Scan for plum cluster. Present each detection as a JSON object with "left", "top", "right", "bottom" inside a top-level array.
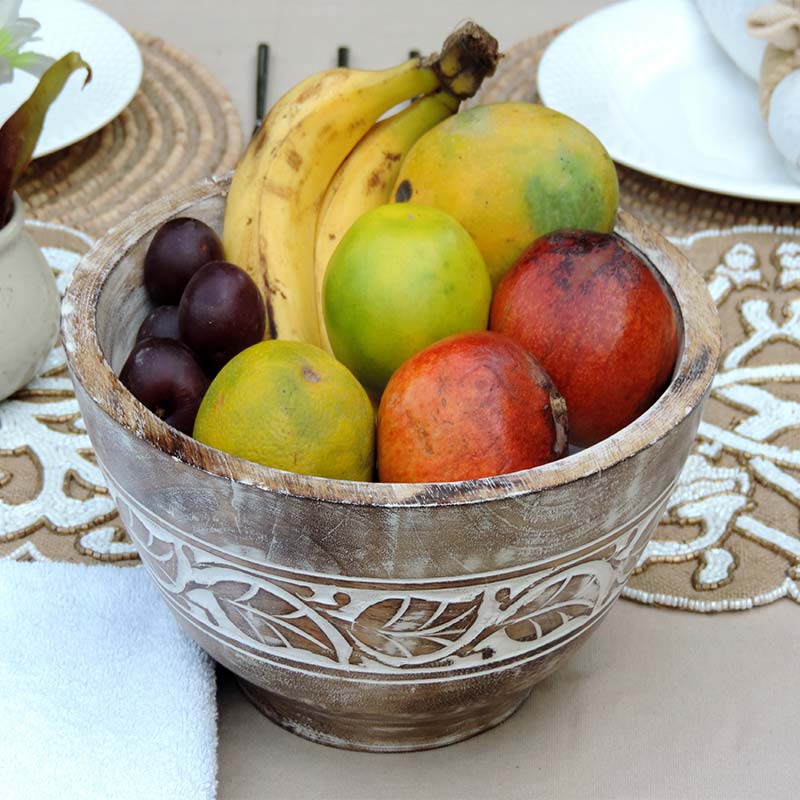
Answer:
[{"left": 120, "top": 218, "right": 266, "bottom": 434}]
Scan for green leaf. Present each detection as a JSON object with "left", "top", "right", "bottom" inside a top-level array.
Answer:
[{"left": 0, "top": 51, "right": 91, "bottom": 225}]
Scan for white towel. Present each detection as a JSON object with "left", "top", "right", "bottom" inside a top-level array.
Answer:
[{"left": 0, "top": 561, "right": 217, "bottom": 800}]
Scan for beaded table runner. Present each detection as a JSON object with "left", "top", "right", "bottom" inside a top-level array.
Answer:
[
  {"left": 0, "top": 222, "right": 134, "bottom": 564},
  {"left": 3, "top": 225, "right": 799, "bottom": 610},
  {"left": 623, "top": 226, "right": 800, "bottom": 611},
  {"left": 3, "top": 27, "right": 799, "bottom": 610}
]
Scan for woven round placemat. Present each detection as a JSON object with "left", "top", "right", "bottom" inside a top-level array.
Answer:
[
  {"left": 472, "top": 29, "right": 799, "bottom": 237},
  {"left": 17, "top": 31, "right": 243, "bottom": 239}
]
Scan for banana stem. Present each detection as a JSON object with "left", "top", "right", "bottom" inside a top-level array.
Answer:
[{"left": 427, "top": 22, "right": 501, "bottom": 101}]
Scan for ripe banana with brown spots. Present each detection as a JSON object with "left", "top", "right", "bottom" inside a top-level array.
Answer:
[
  {"left": 223, "top": 22, "right": 499, "bottom": 347},
  {"left": 313, "top": 89, "right": 459, "bottom": 352},
  {"left": 222, "top": 68, "right": 350, "bottom": 318}
]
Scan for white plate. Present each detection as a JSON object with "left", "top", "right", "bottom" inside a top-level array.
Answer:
[
  {"left": 538, "top": 0, "right": 800, "bottom": 203},
  {"left": 0, "top": 0, "right": 142, "bottom": 158}
]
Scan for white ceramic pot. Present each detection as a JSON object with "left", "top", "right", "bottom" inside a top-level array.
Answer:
[{"left": 0, "top": 195, "right": 60, "bottom": 401}]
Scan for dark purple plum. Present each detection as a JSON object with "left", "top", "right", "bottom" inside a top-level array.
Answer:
[
  {"left": 136, "top": 305, "right": 182, "bottom": 342},
  {"left": 119, "top": 338, "right": 209, "bottom": 435},
  {"left": 143, "top": 217, "right": 224, "bottom": 305},
  {"left": 179, "top": 260, "right": 266, "bottom": 374}
]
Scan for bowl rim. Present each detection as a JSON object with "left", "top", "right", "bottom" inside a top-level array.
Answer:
[{"left": 61, "top": 174, "right": 721, "bottom": 508}]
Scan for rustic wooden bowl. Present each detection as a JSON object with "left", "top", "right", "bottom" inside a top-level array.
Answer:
[{"left": 62, "top": 175, "right": 720, "bottom": 752}]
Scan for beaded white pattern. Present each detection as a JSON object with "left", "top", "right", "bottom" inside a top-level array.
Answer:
[
  {"left": 0, "top": 224, "right": 137, "bottom": 562},
  {"left": 4, "top": 225, "right": 799, "bottom": 612},
  {"left": 107, "top": 465, "right": 666, "bottom": 679},
  {"left": 624, "top": 226, "right": 800, "bottom": 611}
]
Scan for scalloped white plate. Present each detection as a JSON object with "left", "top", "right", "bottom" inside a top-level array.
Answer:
[
  {"left": 0, "top": 0, "right": 142, "bottom": 158},
  {"left": 538, "top": 0, "right": 800, "bottom": 203}
]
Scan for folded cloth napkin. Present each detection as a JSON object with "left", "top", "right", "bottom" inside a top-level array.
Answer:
[
  {"left": 695, "top": 0, "right": 767, "bottom": 79},
  {"left": 748, "top": 1, "right": 800, "bottom": 109},
  {"left": 748, "top": 0, "right": 800, "bottom": 181},
  {"left": 0, "top": 561, "right": 217, "bottom": 800},
  {"left": 696, "top": 0, "right": 800, "bottom": 182}
]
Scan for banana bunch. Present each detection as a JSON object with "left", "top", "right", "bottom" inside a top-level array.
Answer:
[{"left": 223, "top": 22, "right": 499, "bottom": 349}]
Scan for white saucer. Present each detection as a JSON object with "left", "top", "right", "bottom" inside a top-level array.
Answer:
[
  {"left": 538, "top": 0, "right": 800, "bottom": 203},
  {"left": 0, "top": 0, "right": 142, "bottom": 158}
]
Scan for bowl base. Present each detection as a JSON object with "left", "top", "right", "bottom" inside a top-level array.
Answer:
[{"left": 238, "top": 678, "right": 532, "bottom": 753}]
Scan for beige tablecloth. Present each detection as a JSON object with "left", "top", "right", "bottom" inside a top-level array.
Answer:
[
  {"left": 218, "top": 600, "right": 799, "bottom": 800},
  {"left": 68, "top": 2, "right": 800, "bottom": 797}
]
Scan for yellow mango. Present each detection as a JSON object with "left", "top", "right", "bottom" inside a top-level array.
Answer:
[{"left": 392, "top": 102, "right": 619, "bottom": 286}]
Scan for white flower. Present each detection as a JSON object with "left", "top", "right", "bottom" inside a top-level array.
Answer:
[{"left": 0, "top": 0, "right": 54, "bottom": 85}]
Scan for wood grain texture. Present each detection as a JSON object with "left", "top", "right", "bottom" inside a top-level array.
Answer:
[{"left": 61, "top": 175, "right": 721, "bottom": 750}]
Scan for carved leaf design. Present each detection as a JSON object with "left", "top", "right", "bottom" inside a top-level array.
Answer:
[
  {"left": 188, "top": 580, "right": 341, "bottom": 661},
  {"left": 126, "top": 511, "right": 180, "bottom": 587},
  {"left": 350, "top": 595, "right": 481, "bottom": 659},
  {"left": 500, "top": 574, "right": 599, "bottom": 643}
]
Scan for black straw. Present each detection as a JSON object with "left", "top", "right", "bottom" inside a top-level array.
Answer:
[{"left": 253, "top": 43, "right": 269, "bottom": 136}]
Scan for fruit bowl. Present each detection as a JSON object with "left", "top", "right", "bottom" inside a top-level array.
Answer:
[{"left": 62, "top": 174, "right": 720, "bottom": 752}]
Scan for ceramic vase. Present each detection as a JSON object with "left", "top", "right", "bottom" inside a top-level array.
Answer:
[{"left": 0, "top": 195, "right": 60, "bottom": 401}]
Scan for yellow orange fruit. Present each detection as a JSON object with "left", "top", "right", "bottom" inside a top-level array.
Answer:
[
  {"left": 193, "top": 340, "right": 374, "bottom": 481},
  {"left": 323, "top": 202, "right": 491, "bottom": 396}
]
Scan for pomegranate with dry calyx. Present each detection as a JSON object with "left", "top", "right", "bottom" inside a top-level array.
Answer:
[{"left": 377, "top": 330, "right": 568, "bottom": 483}]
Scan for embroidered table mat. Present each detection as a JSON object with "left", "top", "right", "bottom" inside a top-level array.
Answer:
[
  {"left": 3, "top": 221, "right": 799, "bottom": 613},
  {"left": 623, "top": 226, "right": 800, "bottom": 610}
]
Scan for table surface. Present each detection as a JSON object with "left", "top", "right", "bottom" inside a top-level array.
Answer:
[{"left": 90, "top": 2, "right": 800, "bottom": 798}]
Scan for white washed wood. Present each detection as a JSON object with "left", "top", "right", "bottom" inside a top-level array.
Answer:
[{"left": 61, "top": 175, "right": 721, "bottom": 751}]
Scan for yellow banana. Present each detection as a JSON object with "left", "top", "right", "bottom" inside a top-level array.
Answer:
[
  {"left": 225, "top": 22, "right": 499, "bottom": 346},
  {"left": 222, "top": 69, "right": 350, "bottom": 287},
  {"left": 314, "top": 90, "right": 459, "bottom": 351},
  {"left": 253, "top": 59, "right": 439, "bottom": 345}
]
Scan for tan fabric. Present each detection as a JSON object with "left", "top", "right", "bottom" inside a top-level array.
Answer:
[
  {"left": 747, "top": 1, "right": 800, "bottom": 116},
  {"left": 218, "top": 598, "right": 800, "bottom": 800}
]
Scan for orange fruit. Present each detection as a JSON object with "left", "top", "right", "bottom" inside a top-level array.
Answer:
[
  {"left": 193, "top": 340, "right": 374, "bottom": 481},
  {"left": 322, "top": 203, "right": 491, "bottom": 396}
]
